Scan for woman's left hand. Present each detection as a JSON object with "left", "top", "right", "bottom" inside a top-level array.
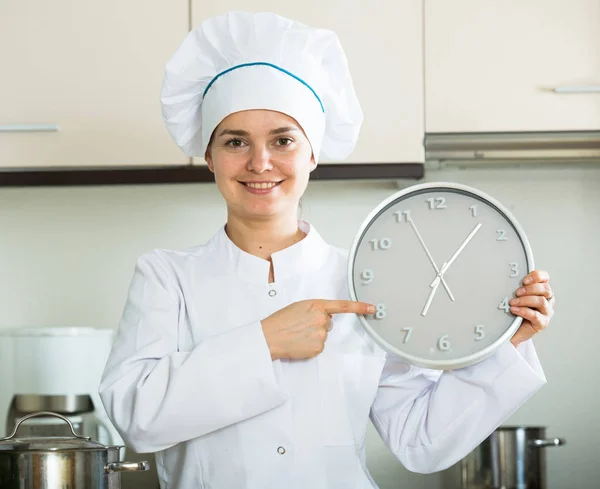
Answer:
[{"left": 509, "top": 270, "right": 555, "bottom": 347}]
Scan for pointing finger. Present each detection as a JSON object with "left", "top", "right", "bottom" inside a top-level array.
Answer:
[{"left": 319, "top": 300, "right": 375, "bottom": 315}]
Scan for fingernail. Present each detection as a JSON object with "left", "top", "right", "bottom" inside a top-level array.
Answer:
[
  {"left": 367, "top": 305, "right": 376, "bottom": 313},
  {"left": 523, "top": 277, "right": 532, "bottom": 284},
  {"left": 509, "top": 298, "right": 518, "bottom": 305},
  {"left": 510, "top": 306, "right": 520, "bottom": 312},
  {"left": 516, "top": 287, "right": 526, "bottom": 295}
]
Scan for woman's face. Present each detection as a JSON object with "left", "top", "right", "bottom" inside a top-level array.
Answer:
[{"left": 205, "top": 109, "right": 316, "bottom": 221}]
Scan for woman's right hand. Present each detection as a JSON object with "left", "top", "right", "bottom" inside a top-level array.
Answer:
[{"left": 261, "top": 299, "right": 375, "bottom": 360}]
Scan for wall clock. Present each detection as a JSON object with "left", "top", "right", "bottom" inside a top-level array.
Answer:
[{"left": 348, "top": 182, "right": 534, "bottom": 370}]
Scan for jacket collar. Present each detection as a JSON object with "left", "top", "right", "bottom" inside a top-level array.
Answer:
[{"left": 213, "top": 220, "right": 330, "bottom": 284}]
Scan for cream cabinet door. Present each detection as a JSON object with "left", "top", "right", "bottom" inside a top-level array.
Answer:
[
  {"left": 191, "top": 0, "right": 424, "bottom": 165},
  {"left": 425, "top": 0, "right": 600, "bottom": 132},
  {"left": 0, "top": 0, "right": 189, "bottom": 168}
]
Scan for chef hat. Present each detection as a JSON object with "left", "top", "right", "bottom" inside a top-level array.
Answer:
[{"left": 160, "top": 11, "right": 363, "bottom": 162}]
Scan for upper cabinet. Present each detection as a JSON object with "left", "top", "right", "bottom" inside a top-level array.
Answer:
[
  {"left": 425, "top": 0, "right": 600, "bottom": 133},
  {"left": 0, "top": 0, "right": 189, "bottom": 169},
  {"left": 191, "top": 0, "right": 425, "bottom": 165}
]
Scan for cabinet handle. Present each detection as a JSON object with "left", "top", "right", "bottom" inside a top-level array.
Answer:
[
  {"left": 553, "top": 85, "right": 600, "bottom": 94},
  {"left": 0, "top": 123, "right": 59, "bottom": 133}
]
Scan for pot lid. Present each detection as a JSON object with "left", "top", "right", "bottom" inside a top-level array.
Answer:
[
  {"left": 0, "top": 435, "right": 107, "bottom": 452},
  {"left": 0, "top": 411, "right": 113, "bottom": 452}
]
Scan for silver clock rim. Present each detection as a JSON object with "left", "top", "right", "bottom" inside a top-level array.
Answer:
[{"left": 347, "top": 181, "right": 535, "bottom": 370}]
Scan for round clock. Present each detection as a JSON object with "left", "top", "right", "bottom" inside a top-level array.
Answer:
[{"left": 348, "top": 182, "right": 534, "bottom": 370}]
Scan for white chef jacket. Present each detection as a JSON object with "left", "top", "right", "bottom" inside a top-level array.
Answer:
[{"left": 99, "top": 220, "right": 546, "bottom": 489}]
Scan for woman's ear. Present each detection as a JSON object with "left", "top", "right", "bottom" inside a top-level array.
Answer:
[
  {"left": 205, "top": 146, "right": 215, "bottom": 173},
  {"left": 309, "top": 153, "right": 317, "bottom": 173}
]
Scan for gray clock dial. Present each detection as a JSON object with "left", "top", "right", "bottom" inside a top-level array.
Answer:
[{"left": 348, "top": 182, "right": 534, "bottom": 370}]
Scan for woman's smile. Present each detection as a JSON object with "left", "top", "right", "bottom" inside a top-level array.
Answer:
[{"left": 241, "top": 180, "right": 284, "bottom": 194}]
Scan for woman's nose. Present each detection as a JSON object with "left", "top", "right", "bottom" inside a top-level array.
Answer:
[{"left": 247, "top": 146, "right": 273, "bottom": 173}]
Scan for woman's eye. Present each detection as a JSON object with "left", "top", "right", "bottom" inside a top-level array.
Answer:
[
  {"left": 276, "top": 137, "right": 293, "bottom": 146},
  {"left": 225, "top": 138, "right": 244, "bottom": 147}
]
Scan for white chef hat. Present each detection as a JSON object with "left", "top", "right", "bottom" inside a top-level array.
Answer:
[{"left": 160, "top": 11, "right": 363, "bottom": 163}]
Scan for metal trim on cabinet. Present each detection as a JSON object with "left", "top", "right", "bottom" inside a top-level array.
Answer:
[
  {"left": 0, "top": 163, "right": 424, "bottom": 187},
  {"left": 0, "top": 124, "right": 59, "bottom": 133}
]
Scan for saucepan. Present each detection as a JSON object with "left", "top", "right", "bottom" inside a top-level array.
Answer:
[
  {"left": 0, "top": 411, "right": 149, "bottom": 489},
  {"left": 440, "top": 426, "right": 565, "bottom": 489}
]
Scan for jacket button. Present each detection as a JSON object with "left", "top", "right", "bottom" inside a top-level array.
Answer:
[
  {"left": 277, "top": 446, "right": 286, "bottom": 455},
  {"left": 268, "top": 289, "right": 277, "bottom": 297}
]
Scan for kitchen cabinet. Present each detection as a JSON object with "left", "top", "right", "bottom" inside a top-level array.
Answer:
[
  {"left": 425, "top": 0, "right": 600, "bottom": 133},
  {"left": 0, "top": 0, "right": 189, "bottom": 169},
  {"left": 191, "top": 0, "right": 425, "bottom": 165}
]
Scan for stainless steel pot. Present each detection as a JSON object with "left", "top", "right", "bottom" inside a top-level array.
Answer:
[
  {"left": 0, "top": 411, "right": 148, "bottom": 489},
  {"left": 441, "top": 426, "right": 565, "bottom": 489}
]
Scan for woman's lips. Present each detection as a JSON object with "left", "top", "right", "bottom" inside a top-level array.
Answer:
[{"left": 240, "top": 181, "right": 283, "bottom": 194}]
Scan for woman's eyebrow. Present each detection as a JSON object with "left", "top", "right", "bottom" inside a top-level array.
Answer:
[
  {"left": 217, "top": 127, "right": 298, "bottom": 137},
  {"left": 217, "top": 129, "right": 250, "bottom": 137},
  {"left": 269, "top": 127, "right": 299, "bottom": 135}
]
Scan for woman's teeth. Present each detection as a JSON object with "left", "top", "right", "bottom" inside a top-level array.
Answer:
[{"left": 245, "top": 182, "right": 279, "bottom": 189}]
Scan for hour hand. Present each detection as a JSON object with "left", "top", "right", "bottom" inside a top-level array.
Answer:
[
  {"left": 422, "top": 261, "right": 446, "bottom": 316},
  {"left": 407, "top": 217, "right": 455, "bottom": 301}
]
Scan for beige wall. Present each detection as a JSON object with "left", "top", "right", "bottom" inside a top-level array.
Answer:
[{"left": 1, "top": 166, "right": 597, "bottom": 489}]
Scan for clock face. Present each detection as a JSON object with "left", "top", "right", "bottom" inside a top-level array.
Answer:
[{"left": 348, "top": 182, "right": 534, "bottom": 370}]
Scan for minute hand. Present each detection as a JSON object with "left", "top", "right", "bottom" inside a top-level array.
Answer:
[
  {"left": 407, "top": 217, "right": 454, "bottom": 301},
  {"left": 430, "top": 223, "right": 482, "bottom": 288}
]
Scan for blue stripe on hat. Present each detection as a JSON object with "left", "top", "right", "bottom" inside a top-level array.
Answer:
[{"left": 202, "top": 62, "right": 325, "bottom": 113}]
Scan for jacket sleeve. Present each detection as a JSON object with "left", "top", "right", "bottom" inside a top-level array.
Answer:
[
  {"left": 370, "top": 339, "right": 546, "bottom": 473},
  {"left": 98, "top": 252, "right": 287, "bottom": 453}
]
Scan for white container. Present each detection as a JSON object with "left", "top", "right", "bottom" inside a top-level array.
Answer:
[{"left": 0, "top": 327, "right": 121, "bottom": 445}]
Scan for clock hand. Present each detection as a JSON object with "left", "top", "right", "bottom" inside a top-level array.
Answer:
[
  {"left": 407, "top": 217, "right": 455, "bottom": 301},
  {"left": 422, "top": 261, "right": 446, "bottom": 316},
  {"left": 430, "top": 223, "right": 482, "bottom": 288}
]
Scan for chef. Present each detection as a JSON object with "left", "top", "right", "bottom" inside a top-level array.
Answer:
[{"left": 99, "top": 11, "right": 555, "bottom": 489}]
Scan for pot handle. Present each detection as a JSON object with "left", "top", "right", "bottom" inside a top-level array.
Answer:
[
  {"left": 530, "top": 438, "right": 566, "bottom": 448},
  {"left": 0, "top": 410, "right": 91, "bottom": 441},
  {"left": 105, "top": 461, "right": 150, "bottom": 473}
]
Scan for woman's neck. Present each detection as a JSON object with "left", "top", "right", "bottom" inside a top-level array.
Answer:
[{"left": 224, "top": 213, "right": 306, "bottom": 261}]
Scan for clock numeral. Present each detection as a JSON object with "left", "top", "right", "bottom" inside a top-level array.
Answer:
[
  {"left": 427, "top": 197, "right": 447, "bottom": 210},
  {"left": 361, "top": 269, "right": 374, "bottom": 284},
  {"left": 375, "top": 304, "right": 386, "bottom": 319},
  {"left": 509, "top": 262, "right": 520, "bottom": 278},
  {"left": 402, "top": 327, "right": 413, "bottom": 343},
  {"left": 474, "top": 325, "right": 485, "bottom": 341},
  {"left": 470, "top": 205, "right": 478, "bottom": 217},
  {"left": 498, "top": 297, "right": 511, "bottom": 313},
  {"left": 394, "top": 210, "right": 411, "bottom": 223},
  {"left": 496, "top": 229, "right": 508, "bottom": 241},
  {"left": 370, "top": 238, "right": 392, "bottom": 250},
  {"left": 437, "top": 335, "right": 451, "bottom": 351}
]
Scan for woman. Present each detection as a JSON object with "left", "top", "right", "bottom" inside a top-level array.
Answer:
[{"left": 99, "top": 11, "right": 555, "bottom": 489}]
